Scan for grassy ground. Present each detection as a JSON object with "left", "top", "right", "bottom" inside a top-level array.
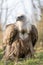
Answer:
[
  {"left": 0, "top": 12, "right": 43, "bottom": 65},
  {"left": 0, "top": 50, "right": 43, "bottom": 65}
]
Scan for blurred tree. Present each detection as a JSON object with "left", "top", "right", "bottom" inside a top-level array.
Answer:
[{"left": 0, "top": 0, "right": 4, "bottom": 31}]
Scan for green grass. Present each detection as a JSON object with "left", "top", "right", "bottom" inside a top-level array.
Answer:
[{"left": 0, "top": 49, "right": 43, "bottom": 65}]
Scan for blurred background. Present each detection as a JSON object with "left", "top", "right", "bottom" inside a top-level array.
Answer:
[{"left": 0, "top": 0, "right": 43, "bottom": 65}]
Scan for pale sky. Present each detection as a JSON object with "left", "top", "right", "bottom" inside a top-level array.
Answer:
[{"left": 40, "top": 0, "right": 43, "bottom": 8}]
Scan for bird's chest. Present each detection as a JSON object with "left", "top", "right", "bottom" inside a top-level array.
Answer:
[{"left": 19, "top": 32, "right": 29, "bottom": 40}]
